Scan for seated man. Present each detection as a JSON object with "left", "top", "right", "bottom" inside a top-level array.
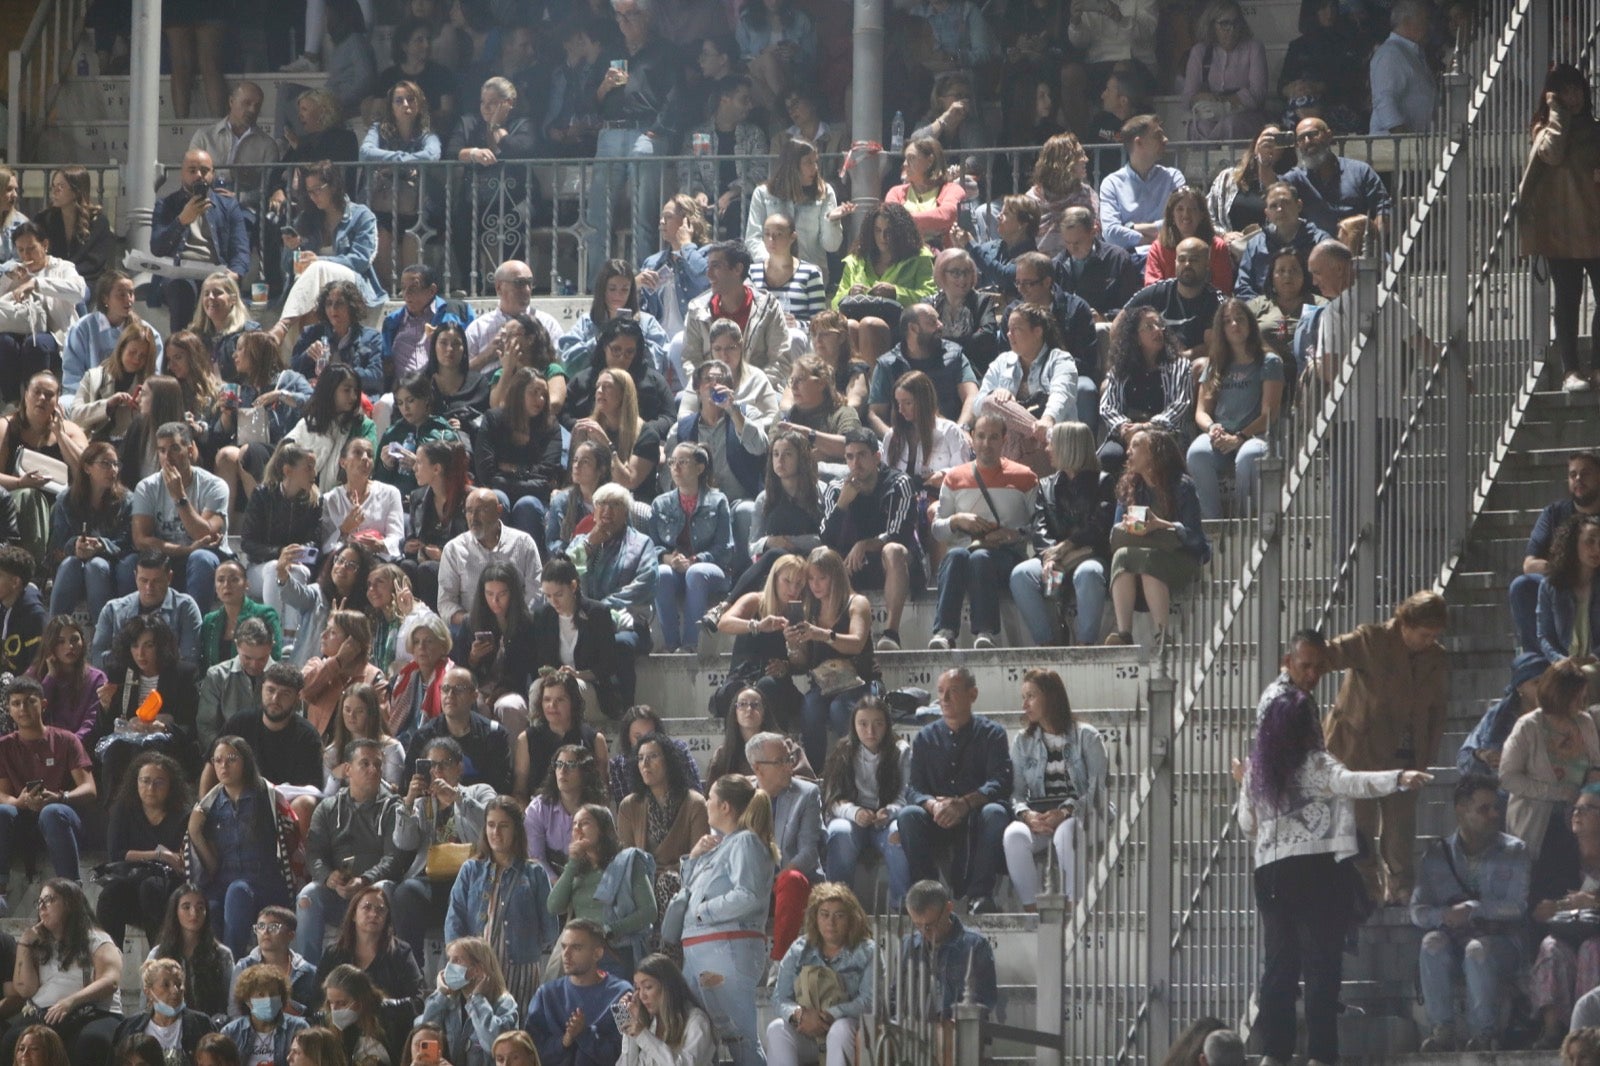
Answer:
[
  {"left": 294, "top": 738, "right": 408, "bottom": 965},
  {"left": 1282, "top": 118, "right": 1393, "bottom": 243},
  {"left": 821, "top": 429, "right": 917, "bottom": 651},
  {"left": 1097, "top": 115, "right": 1184, "bottom": 266},
  {"left": 898, "top": 878, "right": 998, "bottom": 1020},
  {"left": 380, "top": 264, "right": 475, "bottom": 385},
  {"left": 149, "top": 150, "right": 251, "bottom": 335},
  {"left": 463, "top": 260, "right": 564, "bottom": 370},
  {"left": 1411, "top": 774, "right": 1529, "bottom": 1052},
  {"left": 437, "top": 488, "right": 543, "bottom": 629},
  {"left": 575, "top": 484, "right": 659, "bottom": 704},
  {"left": 0, "top": 677, "right": 95, "bottom": 912},
  {"left": 1508, "top": 452, "right": 1600, "bottom": 656},
  {"left": 1052, "top": 206, "right": 1142, "bottom": 322},
  {"left": 0, "top": 546, "right": 44, "bottom": 675},
  {"left": 896, "top": 667, "right": 1013, "bottom": 914},
  {"left": 526, "top": 919, "right": 632, "bottom": 1066},
  {"left": 196, "top": 617, "right": 278, "bottom": 756},
  {"left": 681, "top": 241, "right": 792, "bottom": 387},
  {"left": 209, "top": 662, "right": 324, "bottom": 805},
  {"left": 92, "top": 550, "right": 204, "bottom": 673},
  {"left": 1124, "top": 237, "right": 1221, "bottom": 359},
  {"left": 129, "top": 421, "right": 230, "bottom": 614},
  {"left": 750, "top": 731, "right": 824, "bottom": 964},
  {"left": 928, "top": 415, "right": 1039, "bottom": 649},
  {"left": 228, "top": 904, "right": 319, "bottom": 1016},
  {"left": 868, "top": 302, "right": 978, "bottom": 436},
  {"left": 403, "top": 667, "right": 513, "bottom": 795},
  {"left": 1234, "top": 182, "right": 1329, "bottom": 300}
]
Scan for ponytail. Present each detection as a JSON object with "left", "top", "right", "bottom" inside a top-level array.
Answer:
[{"left": 712, "top": 774, "right": 780, "bottom": 863}]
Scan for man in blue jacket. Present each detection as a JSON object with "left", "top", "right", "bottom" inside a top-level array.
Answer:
[{"left": 149, "top": 150, "right": 251, "bottom": 334}]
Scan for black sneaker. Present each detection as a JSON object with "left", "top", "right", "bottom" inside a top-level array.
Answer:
[
  {"left": 966, "top": 896, "right": 998, "bottom": 916},
  {"left": 876, "top": 629, "right": 901, "bottom": 651}
]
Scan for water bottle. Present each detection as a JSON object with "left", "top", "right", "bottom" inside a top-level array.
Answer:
[
  {"left": 570, "top": 537, "right": 588, "bottom": 577},
  {"left": 890, "top": 111, "right": 905, "bottom": 153}
]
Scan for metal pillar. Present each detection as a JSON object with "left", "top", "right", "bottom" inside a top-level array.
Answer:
[
  {"left": 1351, "top": 248, "right": 1381, "bottom": 624},
  {"left": 1145, "top": 673, "right": 1176, "bottom": 1059},
  {"left": 849, "top": 0, "right": 885, "bottom": 206},
  {"left": 1442, "top": 68, "right": 1472, "bottom": 564},
  {"left": 1035, "top": 883, "right": 1067, "bottom": 1066},
  {"left": 1257, "top": 455, "right": 1285, "bottom": 691},
  {"left": 124, "top": 0, "right": 163, "bottom": 250}
]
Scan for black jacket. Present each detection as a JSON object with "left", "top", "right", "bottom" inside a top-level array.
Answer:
[
  {"left": 562, "top": 362, "right": 677, "bottom": 443},
  {"left": 113, "top": 1010, "right": 216, "bottom": 1058},
  {"left": 404, "top": 712, "right": 512, "bottom": 795},
  {"left": 530, "top": 596, "right": 622, "bottom": 717},
  {"left": 35, "top": 205, "right": 115, "bottom": 285},
  {"left": 241, "top": 484, "right": 325, "bottom": 564},
  {"left": 475, "top": 408, "right": 564, "bottom": 503},
  {"left": 1052, "top": 238, "right": 1142, "bottom": 320},
  {"left": 0, "top": 583, "right": 45, "bottom": 675},
  {"left": 1031, "top": 469, "right": 1115, "bottom": 560}
]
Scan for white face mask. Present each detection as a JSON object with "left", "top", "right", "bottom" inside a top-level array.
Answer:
[
  {"left": 329, "top": 1007, "right": 359, "bottom": 1029},
  {"left": 442, "top": 962, "right": 470, "bottom": 991}
]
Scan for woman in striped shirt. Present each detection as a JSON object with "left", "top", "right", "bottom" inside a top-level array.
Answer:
[{"left": 750, "top": 213, "right": 828, "bottom": 371}]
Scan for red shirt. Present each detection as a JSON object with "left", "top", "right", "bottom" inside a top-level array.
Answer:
[
  {"left": 0, "top": 727, "right": 90, "bottom": 793},
  {"left": 710, "top": 286, "right": 755, "bottom": 332}
]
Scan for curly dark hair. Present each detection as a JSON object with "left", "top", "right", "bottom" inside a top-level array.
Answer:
[
  {"left": 851, "top": 202, "right": 923, "bottom": 264},
  {"left": 111, "top": 615, "right": 179, "bottom": 680},
  {"left": 113, "top": 751, "right": 190, "bottom": 819},
  {"left": 1115, "top": 428, "right": 1184, "bottom": 519},
  {"left": 1547, "top": 513, "right": 1600, "bottom": 592},
  {"left": 537, "top": 743, "right": 607, "bottom": 807},
  {"left": 314, "top": 279, "right": 368, "bottom": 326},
  {"left": 317, "top": 540, "right": 376, "bottom": 614},
  {"left": 1107, "top": 305, "right": 1182, "bottom": 381},
  {"left": 628, "top": 731, "right": 693, "bottom": 802},
  {"left": 1249, "top": 687, "right": 1324, "bottom": 812}
]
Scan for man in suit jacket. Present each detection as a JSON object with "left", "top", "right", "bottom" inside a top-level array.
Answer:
[
  {"left": 751, "top": 730, "right": 825, "bottom": 962},
  {"left": 149, "top": 149, "right": 252, "bottom": 334},
  {"left": 532, "top": 554, "right": 623, "bottom": 718}
]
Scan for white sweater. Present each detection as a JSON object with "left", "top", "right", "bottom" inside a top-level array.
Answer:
[
  {"left": 0, "top": 256, "right": 84, "bottom": 342},
  {"left": 1237, "top": 751, "right": 1403, "bottom": 868}
]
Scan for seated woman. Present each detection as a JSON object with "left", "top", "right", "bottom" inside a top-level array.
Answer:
[
  {"left": 288, "top": 279, "right": 386, "bottom": 399},
  {"left": 1098, "top": 307, "right": 1195, "bottom": 477},
  {"left": 415, "top": 938, "right": 519, "bottom": 1066},
  {"left": 326, "top": 684, "right": 406, "bottom": 793},
  {"left": 1248, "top": 248, "right": 1324, "bottom": 367},
  {"left": 475, "top": 368, "right": 563, "bottom": 549},
  {"left": 93, "top": 616, "right": 200, "bottom": 794},
  {"left": 650, "top": 442, "right": 734, "bottom": 654},
  {"left": 619, "top": 953, "right": 717, "bottom": 1066},
  {"left": 713, "top": 557, "right": 808, "bottom": 728},
  {"left": 523, "top": 555, "right": 618, "bottom": 723},
  {"left": 239, "top": 442, "right": 321, "bottom": 642},
  {"left": 366, "top": 565, "right": 435, "bottom": 677},
  {"left": 359, "top": 80, "right": 442, "bottom": 285},
  {"left": 200, "top": 559, "right": 284, "bottom": 674},
  {"left": 546, "top": 440, "right": 611, "bottom": 558},
  {"left": 318, "top": 965, "right": 394, "bottom": 1066},
  {"left": 617, "top": 731, "right": 708, "bottom": 917},
  {"left": 96, "top": 751, "right": 189, "bottom": 947},
  {"left": 284, "top": 365, "right": 379, "bottom": 494},
  {"left": 821, "top": 696, "right": 910, "bottom": 909},
  {"left": 319, "top": 437, "right": 404, "bottom": 558},
  {"left": 719, "top": 430, "right": 824, "bottom": 617},
  {"left": 311, "top": 885, "right": 425, "bottom": 1004},
  {"left": 48, "top": 440, "right": 133, "bottom": 623},
  {"left": 72, "top": 319, "right": 157, "bottom": 442},
  {"left": 834, "top": 204, "right": 936, "bottom": 308},
  {"left": 218, "top": 965, "right": 307, "bottom": 1063},
  {"left": 400, "top": 439, "right": 470, "bottom": 610},
  {"left": 212, "top": 332, "right": 314, "bottom": 515},
  {"left": 1180, "top": 0, "right": 1268, "bottom": 141},
  {"left": 482, "top": 314, "right": 567, "bottom": 418},
  {"left": 376, "top": 374, "right": 458, "bottom": 499},
  {"left": 928, "top": 248, "right": 1001, "bottom": 377},
  {"left": 423, "top": 322, "right": 491, "bottom": 442},
  {"left": 881, "top": 370, "right": 970, "bottom": 495},
  {"left": 1143, "top": 188, "right": 1235, "bottom": 294},
  {"left": 445, "top": 796, "right": 556, "bottom": 1012},
  {"left": 190, "top": 272, "right": 260, "bottom": 384},
  {"left": 1537, "top": 514, "right": 1600, "bottom": 664},
  {"left": 277, "top": 539, "right": 375, "bottom": 669},
  {"left": 547, "top": 803, "right": 657, "bottom": 975},
  {"left": 36, "top": 168, "right": 114, "bottom": 291},
  {"left": 28, "top": 616, "right": 105, "bottom": 744},
  {"left": 2, "top": 371, "right": 88, "bottom": 563},
  {"left": 63, "top": 271, "right": 145, "bottom": 408},
  {"left": 564, "top": 317, "right": 675, "bottom": 442},
  {"left": 570, "top": 368, "right": 661, "bottom": 495},
  {"left": 9, "top": 880, "right": 126, "bottom": 1064},
  {"left": 266, "top": 163, "right": 388, "bottom": 355},
  {"left": 0, "top": 223, "right": 85, "bottom": 405},
  {"left": 111, "top": 958, "right": 216, "bottom": 1060},
  {"left": 750, "top": 213, "right": 828, "bottom": 331},
  {"left": 786, "top": 546, "right": 878, "bottom": 772},
  {"left": 1002, "top": 668, "right": 1108, "bottom": 910},
  {"left": 116, "top": 376, "right": 189, "bottom": 492},
  {"left": 1105, "top": 429, "right": 1211, "bottom": 646},
  {"left": 884, "top": 138, "right": 964, "bottom": 245},
  {"left": 558, "top": 260, "right": 670, "bottom": 378},
  {"left": 145, "top": 884, "right": 235, "bottom": 1019},
  {"left": 513, "top": 670, "right": 610, "bottom": 802},
  {"left": 778, "top": 356, "right": 861, "bottom": 467},
  {"left": 956, "top": 194, "right": 1041, "bottom": 302},
  {"left": 449, "top": 562, "right": 537, "bottom": 733},
  {"left": 160, "top": 330, "right": 223, "bottom": 432},
  {"left": 608, "top": 708, "right": 701, "bottom": 804},
  {"left": 386, "top": 617, "right": 452, "bottom": 741},
  {"left": 1186, "top": 298, "right": 1282, "bottom": 519},
  {"left": 977, "top": 303, "right": 1080, "bottom": 473},
  {"left": 762, "top": 882, "right": 875, "bottom": 1066},
  {"left": 524, "top": 742, "right": 608, "bottom": 879},
  {"left": 709, "top": 685, "right": 816, "bottom": 781},
  {"left": 1009, "top": 422, "right": 1114, "bottom": 646},
  {"left": 301, "top": 610, "right": 385, "bottom": 736}
]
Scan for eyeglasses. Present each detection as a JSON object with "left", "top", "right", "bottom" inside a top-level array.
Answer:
[
  {"left": 553, "top": 759, "right": 586, "bottom": 771},
  {"left": 441, "top": 683, "right": 475, "bottom": 695},
  {"left": 751, "top": 758, "right": 787, "bottom": 767},
  {"left": 1015, "top": 275, "right": 1048, "bottom": 287},
  {"left": 734, "top": 698, "right": 763, "bottom": 709},
  {"left": 36, "top": 895, "right": 59, "bottom": 909},
  {"left": 212, "top": 753, "right": 241, "bottom": 766},
  {"left": 332, "top": 556, "right": 360, "bottom": 571},
  {"left": 253, "top": 922, "right": 286, "bottom": 934},
  {"left": 503, "top": 277, "right": 535, "bottom": 288}
]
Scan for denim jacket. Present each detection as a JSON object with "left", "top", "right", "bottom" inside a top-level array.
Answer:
[
  {"left": 418, "top": 990, "right": 520, "bottom": 1066},
  {"left": 279, "top": 202, "right": 388, "bottom": 307},
  {"left": 648, "top": 488, "right": 734, "bottom": 572},
  {"left": 1111, "top": 477, "right": 1211, "bottom": 565},
  {"left": 290, "top": 324, "right": 387, "bottom": 397},
  {"left": 578, "top": 527, "right": 660, "bottom": 632},
  {"left": 446, "top": 857, "right": 559, "bottom": 966},
  {"left": 1010, "top": 722, "right": 1109, "bottom": 841},
  {"left": 664, "top": 829, "right": 775, "bottom": 941},
  {"left": 1409, "top": 830, "right": 1530, "bottom": 932},
  {"left": 220, "top": 1014, "right": 308, "bottom": 1062},
  {"left": 640, "top": 246, "right": 710, "bottom": 339},
  {"left": 773, "top": 935, "right": 875, "bottom": 1022},
  {"left": 898, "top": 914, "right": 998, "bottom": 1020}
]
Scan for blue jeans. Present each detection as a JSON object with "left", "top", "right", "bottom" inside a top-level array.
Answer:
[
  {"left": 1186, "top": 433, "right": 1269, "bottom": 520},
  {"left": 211, "top": 875, "right": 291, "bottom": 957},
  {"left": 655, "top": 561, "right": 728, "bottom": 651},
  {"left": 0, "top": 802, "right": 82, "bottom": 885},
  {"left": 1418, "top": 930, "right": 1521, "bottom": 1038},
  {"left": 493, "top": 492, "right": 549, "bottom": 558},
  {"left": 934, "top": 544, "right": 1024, "bottom": 637},
  {"left": 50, "top": 555, "right": 122, "bottom": 621},
  {"left": 614, "top": 626, "right": 651, "bottom": 708},
  {"left": 1009, "top": 556, "right": 1107, "bottom": 645},
  {"left": 896, "top": 801, "right": 1010, "bottom": 899},
  {"left": 1509, "top": 572, "right": 1542, "bottom": 655},
  {"left": 1076, "top": 376, "right": 1101, "bottom": 435},
  {"left": 294, "top": 881, "right": 348, "bottom": 964},
  {"left": 684, "top": 934, "right": 767, "bottom": 1066},
  {"left": 800, "top": 681, "right": 867, "bottom": 773},
  {"left": 586, "top": 128, "right": 659, "bottom": 270},
  {"left": 825, "top": 817, "right": 910, "bottom": 909}
]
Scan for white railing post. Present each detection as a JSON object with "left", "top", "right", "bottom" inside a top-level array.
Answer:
[
  {"left": 1443, "top": 66, "right": 1473, "bottom": 561},
  {"left": 1034, "top": 879, "right": 1067, "bottom": 1066},
  {"left": 1145, "top": 670, "right": 1176, "bottom": 1059},
  {"left": 123, "top": 0, "right": 162, "bottom": 253},
  {"left": 1257, "top": 453, "right": 1285, "bottom": 692}
]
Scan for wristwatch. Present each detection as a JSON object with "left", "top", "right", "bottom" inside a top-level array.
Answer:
[
  {"left": 176, "top": 496, "right": 190, "bottom": 508},
  {"left": 807, "top": 427, "right": 817, "bottom": 444}
]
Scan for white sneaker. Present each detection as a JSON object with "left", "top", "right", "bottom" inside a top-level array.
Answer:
[
  {"left": 279, "top": 53, "right": 321, "bottom": 73},
  {"left": 927, "top": 630, "right": 953, "bottom": 650},
  {"left": 1564, "top": 372, "right": 1593, "bottom": 393},
  {"left": 973, "top": 634, "right": 996, "bottom": 649}
]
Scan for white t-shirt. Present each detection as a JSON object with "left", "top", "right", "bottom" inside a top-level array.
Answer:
[
  {"left": 33, "top": 930, "right": 122, "bottom": 1013},
  {"left": 131, "top": 467, "right": 232, "bottom": 544}
]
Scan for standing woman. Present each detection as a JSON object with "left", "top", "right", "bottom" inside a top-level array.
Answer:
[
  {"left": 0, "top": 223, "right": 85, "bottom": 406},
  {"left": 284, "top": 365, "right": 380, "bottom": 493},
  {"left": 1104, "top": 429, "right": 1210, "bottom": 646},
  {"left": 359, "top": 80, "right": 441, "bottom": 288},
  {"left": 474, "top": 368, "right": 563, "bottom": 548},
  {"left": 1185, "top": 298, "right": 1282, "bottom": 519},
  {"left": 1237, "top": 687, "right": 1431, "bottom": 1066},
  {"left": 1523, "top": 63, "right": 1600, "bottom": 393},
  {"left": 1537, "top": 515, "right": 1600, "bottom": 663},
  {"left": 1002, "top": 668, "right": 1107, "bottom": 910},
  {"left": 786, "top": 546, "right": 878, "bottom": 782},
  {"left": 190, "top": 273, "right": 260, "bottom": 384},
  {"left": 763, "top": 883, "right": 875, "bottom": 1066},
  {"left": 146, "top": 885, "right": 235, "bottom": 1019},
  {"left": 36, "top": 168, "right": 114, "bottom": 290},
  {"left": 213, "top": 332, "right": 315, "bottom": 514},
  {"left": 833, "top": 204, "right": 936, "bottom": 308},
  {"left": 545, "top": 803, "right": 658, "bottom": 975},
  {"left": 557, "top": 260, "right": 670, "bottom": 378},
  {"left": 619, "top": 953, "right": 716, "bottom": 1066},
  {"left": 445, "top": 796, "right": 557, "bottom": 1011},
  {"left": 666, "top": 775, "right": 778, "bottom": 1066},
  {"left": 97, "top": 752, "right": 190, "bottom": 947},
  {"left": 401, "top": 439, "right": 470, "bottom": 616},
  {"left": 745, "top": 140, "right": 847, "bottom": 284},
  {"left": 751, "top": 214, "right": 828, "bottom": 331},
  {"left": 885, "top": 138, "right": 964, "bottom": 246},
  {"left": 650, "top": 443, "right": 734, "bottom": 654},
  {"left": 9, "top": 880, "right": 125, "bottom": 1063}
]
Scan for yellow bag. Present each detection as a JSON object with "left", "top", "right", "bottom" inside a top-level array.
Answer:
[{"left": 425, "top": 842, "right": 473, "bottom": 882}]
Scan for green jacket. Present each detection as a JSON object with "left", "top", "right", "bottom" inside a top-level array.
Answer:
[{"left": 198, "top": 598, "right": 283, "bottom": 672}]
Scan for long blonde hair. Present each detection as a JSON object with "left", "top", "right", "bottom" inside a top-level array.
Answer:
[
  {"left": 712, "top": 774, "right": 778, "bottom": 863},
  {"left": 758, "top": 554, "right": 807, "bottom": 618},
  {"left": 595, "top": 367, "right": 642, "bottom": 460},
  {"left": 803, "top": 546, "right": 853, "bottom": 627},
  {"left": 190, "top": 271, "right": 251, "bottom": 339}
]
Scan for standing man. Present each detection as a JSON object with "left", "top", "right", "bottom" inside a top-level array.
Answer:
[
  {"left": 0, "top": 676, "right": 95, "bottom": 913},
  {"left": 1255, "top": 629, "right": 1329, "bottom": 723},
  {"left": 1097, "top": 116, "right": 1185, "bottom": 265},
  {"left": 129, "top": 423, "right": 230, "bottom": 614},
  {"left": 149, "top": 150, "right": 252, "bottom": 334},
  {"left": 821, "top": 429, "right": 917, "bottom": 651},
  {"left": 189, "top": 81, "right": 281, "bottom": 219},
  {"left": 1369, "top": 0, "right": 1437, "bottom": 135}
]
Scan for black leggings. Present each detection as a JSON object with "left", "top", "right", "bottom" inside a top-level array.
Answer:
[
  {"left": 1254, "top": 852, "right": 1349, "bottom": 1065},
  {"left": 94, "top": 870, "right": 177, "bottom": 948},
  {"left": 1549, "top": 257, "right": 1600, "bottom": 375}
]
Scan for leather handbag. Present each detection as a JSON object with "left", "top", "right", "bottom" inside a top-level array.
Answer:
[{"left": 424, "top": 842, "right": 473, "bottom": 882}]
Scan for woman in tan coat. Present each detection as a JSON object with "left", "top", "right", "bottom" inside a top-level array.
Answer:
[
  {"left": 617, "top": 732, "right": 710, "bottom": 917},
  {"left": 1322, "top": 590, "right": 1448, "bottom": 904},
  {"left": 1522, "top": 64, "right": 1600, "bottom": 394},
  {"left": 1501, "top": 657, "right": 1600, "bottom": 865}
]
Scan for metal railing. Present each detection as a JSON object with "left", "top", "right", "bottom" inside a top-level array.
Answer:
[{"left": 6, "top": 0, "right": 93, "bottom": 163}]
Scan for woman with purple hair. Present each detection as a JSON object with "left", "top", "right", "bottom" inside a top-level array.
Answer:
[{"left": 1234, "top": 686, "right": 1431, "bottom": 1066}]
